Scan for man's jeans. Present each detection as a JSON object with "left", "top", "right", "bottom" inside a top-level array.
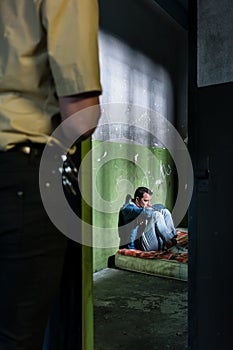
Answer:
[{"left": 141, "top": 209, "right": 177, "bottom": 251}]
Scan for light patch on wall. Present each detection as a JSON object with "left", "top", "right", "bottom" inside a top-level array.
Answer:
[{"left": 96, "top": 29, "right": 173, "bottom": 140}]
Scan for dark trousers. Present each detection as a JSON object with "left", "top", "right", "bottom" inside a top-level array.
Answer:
[
  {"left": 43, "top": 240, "right": 83, "bottom": 350},
  {"left": 0, "top": 150, "right": 68, "bottom": 350}
]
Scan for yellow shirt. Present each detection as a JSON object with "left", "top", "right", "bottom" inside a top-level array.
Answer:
[{"left": 0, "top": 0, "right": 102, "bottom": 150}]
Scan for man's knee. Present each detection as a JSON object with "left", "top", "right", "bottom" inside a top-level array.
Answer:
[
  {"left": 160, "top": 208, "right": 171, "bottom": 217},
  {"left": 152, "top": 211, "right": 163, "bottom": 222}
]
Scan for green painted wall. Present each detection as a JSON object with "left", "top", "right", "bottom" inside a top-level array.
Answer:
[{"left": 92, "top": 140, "right": 177, "bottom": 271}]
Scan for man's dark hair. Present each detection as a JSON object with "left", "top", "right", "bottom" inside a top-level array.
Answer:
[{"left": 133, "top": 187, "right": 153, "bottom": 200}]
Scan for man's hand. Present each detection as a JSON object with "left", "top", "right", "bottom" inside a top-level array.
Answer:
[{"left": 59, "top": 93, "right": 101, "bottom": 141}]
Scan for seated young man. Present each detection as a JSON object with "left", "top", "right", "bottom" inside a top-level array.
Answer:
[{"left": 118, "top": 186, "right": 187, "bottom": 253}]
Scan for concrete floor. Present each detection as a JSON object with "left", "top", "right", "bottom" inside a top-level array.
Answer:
[{"left": 93, "top": 268, "right": 188, "bottom": 350}]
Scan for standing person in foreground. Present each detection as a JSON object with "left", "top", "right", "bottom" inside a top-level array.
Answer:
[
  {"left": 0, "top": 1, "right": 102, "bottom": 349},
  {"left": 118, "top": 187, "right": 187, "bottom": 253}
]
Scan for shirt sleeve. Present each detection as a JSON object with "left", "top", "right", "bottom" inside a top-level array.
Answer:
[
  {"left": 121, "top": 203, "right": 155, "bottom": 222},
  {"left": 42, "top": 0, "right": 102, "bottom": 96}
]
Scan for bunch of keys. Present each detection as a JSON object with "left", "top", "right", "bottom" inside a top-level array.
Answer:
[
  {"left": 58, "top": 153, "right": 79, "bottom": 196},
  {"left": 46, "top": 138, "right": 79, "bottom": 196}
]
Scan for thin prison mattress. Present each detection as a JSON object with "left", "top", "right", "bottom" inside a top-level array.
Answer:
[{"left": 114, "top": 230, "right": 188, "bottom": 281}]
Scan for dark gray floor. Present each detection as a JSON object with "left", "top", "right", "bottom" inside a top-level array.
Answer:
[{"left": 93, "top": 268, "right": 188, "bottom": 350}]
